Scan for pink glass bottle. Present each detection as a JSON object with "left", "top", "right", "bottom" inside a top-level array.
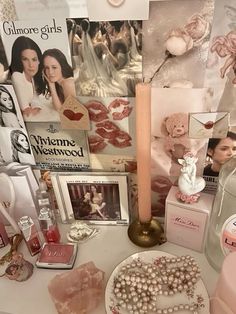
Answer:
[{"left": 38, "top": 207, "right": 60, "bottom": 243}]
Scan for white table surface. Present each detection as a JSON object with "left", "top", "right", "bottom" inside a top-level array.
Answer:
[{"left": 0, "top": 224, "right": 219, "bottom": 314}]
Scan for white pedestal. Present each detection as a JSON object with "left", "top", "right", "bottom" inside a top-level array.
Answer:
[{"left": 165, "top": 186, "right": 214, "bottom": 252}]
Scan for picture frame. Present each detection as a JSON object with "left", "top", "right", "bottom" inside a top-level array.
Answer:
[{"left": 51, "top": 172, "right": 130, "bottom": 225}]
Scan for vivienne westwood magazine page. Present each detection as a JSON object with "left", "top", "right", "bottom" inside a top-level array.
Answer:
[
  {"left": 25, "top": 122, "right": 90, "bottom": 170},
  {"left": 0, "top": 18, "right": 75, "bottom": 123}
]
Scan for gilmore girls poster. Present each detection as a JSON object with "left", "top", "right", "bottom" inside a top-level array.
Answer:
[{"left": 0, "top": 19, "right": 75, "bottom": 123}]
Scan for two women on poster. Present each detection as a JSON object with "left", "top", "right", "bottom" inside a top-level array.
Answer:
[
  {"left": 9, "top": 36, "right": 76, "bottom": 120},
  {"left": 1, "top": 18, "right": 142, "bottom": 123},
  {"left": 1, "top": 18, "right": 76, "bottom": 122}
]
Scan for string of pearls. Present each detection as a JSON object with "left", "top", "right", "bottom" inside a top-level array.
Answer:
[{"left": 112, "top": 255, "right": 201, "bottom": 314}]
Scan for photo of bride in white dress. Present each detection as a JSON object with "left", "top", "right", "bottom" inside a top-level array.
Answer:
[{"left": 67, "top": 18, "right": 142, "bottom": 97}]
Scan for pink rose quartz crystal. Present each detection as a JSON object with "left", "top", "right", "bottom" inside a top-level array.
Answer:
[{"left": 48, "top": 262, "right": 105, "bottom": 314}]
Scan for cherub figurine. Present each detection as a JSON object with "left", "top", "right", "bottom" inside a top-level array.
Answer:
[{"left": 177, "top": 152, "right": 205, "bottom": 203}]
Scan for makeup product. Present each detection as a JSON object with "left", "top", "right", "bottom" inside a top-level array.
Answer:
[
  {"left": 0, "top": 219, "right": 9, "bottom": 248},
  {"left": 165, "top": 186, "right": 214, "bottom": 252},
  {"left": 38, "top": 207, "right": 60, "bottom": 243},
  {"left": 18, "top": 216, "right": 41, "bottom": 256},
  {"left": 36, "top": 243, "right": 77, "bottom": 269}
]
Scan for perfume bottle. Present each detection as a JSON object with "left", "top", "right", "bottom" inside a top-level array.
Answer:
[
  {"left": 205, "top": 156, "right": 236, "bottom": 271},
  {"left": 0, "top": 219, "right": 9, "bottom": 248},
  {"left": 38, "top": 207, "right": 60, "bottom": 243},
  {"left": 36, "top": 179, "right": 53, "bottom": 213},
  {"left": 18, "top": 216, "right": 41, "bottom": 256}
]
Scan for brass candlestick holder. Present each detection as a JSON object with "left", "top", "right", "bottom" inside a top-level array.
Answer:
[{"left": 128, "top": 217, "right": 165, "bottom": 247}]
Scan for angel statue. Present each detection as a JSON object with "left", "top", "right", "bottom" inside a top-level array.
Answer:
[{"left": 176, "top": 152, "right": 206, "bottom": 203}]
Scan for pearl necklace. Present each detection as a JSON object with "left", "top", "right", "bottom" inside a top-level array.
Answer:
[{"left": 112, "top": 255, "right": 201, "bottom": 314}]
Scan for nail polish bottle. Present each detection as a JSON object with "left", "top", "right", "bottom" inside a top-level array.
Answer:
[{"left": 38, "top": 207, "right": 60, "bottom": 243}]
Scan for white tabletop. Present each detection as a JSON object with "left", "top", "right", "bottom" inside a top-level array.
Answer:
[{"left": 0, "top": 224, "right": 219, "bottom": 314}]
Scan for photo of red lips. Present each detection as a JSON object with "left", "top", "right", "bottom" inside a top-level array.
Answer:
[
  {"left": 151, "top": 175, "right": 173, "bottom": 194},
  {"left": 63, "top": 109, "right": 84, "bottom": 121},
  {"left": 108, "top": 98, "right": 133, "bottom": 121},
  {"left": 85, "top": 100, "right": 109, "bottom": 122},
  {"left": 108, "top": 98, "right": 130, "bottom": 109},
  {"left": 108, "top": 130, "right": 132, "bottom": 148},
  {"left": 95, "top": 120, "right": 120, "bottom": 139},
  {"left": 88, "top": 134, "right": 107, "bottom": 153}
]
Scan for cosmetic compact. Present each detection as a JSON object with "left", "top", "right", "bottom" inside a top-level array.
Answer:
[{"left": 36, "top": 243, "right": 77, "bottom": 269}]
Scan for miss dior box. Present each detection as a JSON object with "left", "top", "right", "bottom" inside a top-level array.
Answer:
[{"left": 165, "top": 186, "right": 214, "bottom": 252}]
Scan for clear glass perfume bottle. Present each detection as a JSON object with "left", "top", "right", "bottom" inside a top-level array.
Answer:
[
  {"left": 38, "top": 207, "right": 60, "bottom": 243},
  {"left": 205, "top": 156, "right": 236, "bottom": 271},
  {"left": 36, "top": 179, "right": 53, "bottom": 213}
]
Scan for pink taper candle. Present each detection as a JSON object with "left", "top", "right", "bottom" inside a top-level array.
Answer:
[{"left": 135, "top": 82, "right": 152, "bottom": 223}]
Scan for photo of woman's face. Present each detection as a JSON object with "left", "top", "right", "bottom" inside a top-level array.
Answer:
[
  {"left": 21, "top": 49, "right": 39, "bottom": 80},
  {"left": 43, "top": 56, "right": 63, "bottom": 83},
  {"left": 0, "top": 91, "right": 13, "bottom": 110},
  {"left": 91, "top": 185, "right": 96, "bottom": 192},
  {"left": 209, "top": 137, "right": 236, "bottom": 166},
  {"left": 18, "top": 134, "right": 29, "bottom": 150}
]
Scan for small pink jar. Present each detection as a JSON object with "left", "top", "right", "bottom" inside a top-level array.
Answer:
[{"left": 210, "top": 252, "right": 236, "bottom": 314}]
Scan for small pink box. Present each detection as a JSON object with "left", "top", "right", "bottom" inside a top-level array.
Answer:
[
  {"left": 210, "top": 251, "right": 236, "bottom": 314},
  {"left": 165, "top": 186, "right": 214, "bottom": 252}
]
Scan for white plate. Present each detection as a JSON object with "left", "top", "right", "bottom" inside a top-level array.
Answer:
[{"left": 105, "top": 250, "right": 209, "bottom": 314}]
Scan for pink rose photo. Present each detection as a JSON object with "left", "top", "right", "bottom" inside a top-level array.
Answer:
[{"left": 142, "top": 0, "right": 213, "bottom": 87}]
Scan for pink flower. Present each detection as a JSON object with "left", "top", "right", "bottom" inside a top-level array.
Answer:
[
  {"left": 165, "top": 28, "right": 193, "bottom": 56},
  {"left": 210, "top": 31, "right": 236, "bottom": 82},
  {"left": 184, "top": 14, "right": 210, "bottom": 46},
  {"left": 176, "top": 191, "right": 200, "bottom": 204},
  {"left": 226, "top": 31, "right": 236, "bottom": 54},
  {"left": 211, "top": 31, "right": 236, "bottom": 57}
]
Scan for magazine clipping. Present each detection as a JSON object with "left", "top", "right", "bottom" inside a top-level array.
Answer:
[
  {"left": 0, "top": 18, "right": 76, "bottom": 123},
  {"left": 26, "top": 122, "right": 90, "bottom": 170},
  {"left": 51, "top": 172, "right": 130, "bottom": 225},
  {"left": 203, "top": 129, "right": 236, "bottom": 195}
]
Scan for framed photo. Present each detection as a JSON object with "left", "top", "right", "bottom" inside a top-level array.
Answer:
[{"left": 51, "top": 172, "right": 130, "bottom": 225}]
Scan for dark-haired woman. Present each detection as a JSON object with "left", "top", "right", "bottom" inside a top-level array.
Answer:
[
  {"left": 42, "top": 48, "right": 76, "bottom": 111},
  {"left": 203, "top": 132, "right": 236, "bottom": 177},
  {"left": 10, "top": 129, "right": 35, "bottom": 164},
  {"left": 10, "top": 36, "right": 45, "bottom": 117},
  {"left": 0, "top": 85, "right": 21, "bottom": 128}
]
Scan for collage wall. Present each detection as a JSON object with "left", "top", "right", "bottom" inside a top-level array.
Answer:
[{"left": 0, "top": 0, "right": 235, "bottom": 221}]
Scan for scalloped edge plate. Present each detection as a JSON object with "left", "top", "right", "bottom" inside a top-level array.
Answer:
[{"left": 105, "top": 250, "right": 209, "bottom": 314}]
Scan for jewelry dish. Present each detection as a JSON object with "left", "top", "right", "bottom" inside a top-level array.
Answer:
[{"left": 105, "top": 250, "right": 209, "bottom": 314}]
